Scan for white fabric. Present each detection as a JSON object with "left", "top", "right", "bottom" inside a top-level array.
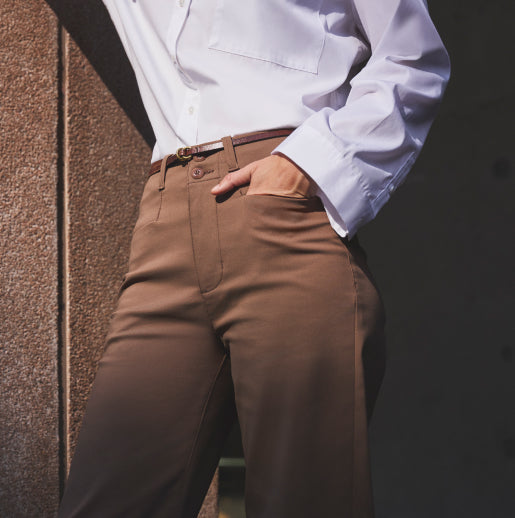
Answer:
[{"left": 102, "top": 0, "right": 450, "bottom": 238}]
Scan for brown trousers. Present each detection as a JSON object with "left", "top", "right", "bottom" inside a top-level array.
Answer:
[{"left": 58, "top": 133, "right": 386, "bottom": 518}]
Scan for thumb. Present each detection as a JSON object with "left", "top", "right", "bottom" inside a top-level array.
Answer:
[{"left": 210, "top": 163, "right": 255, "bottom": 195}]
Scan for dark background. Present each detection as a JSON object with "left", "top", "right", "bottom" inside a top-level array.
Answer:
[
  {"left": 44, "top": 1, "right": 515, "bottom": 516},
  {"left": 363, "top": 3, "right": 515, "bottom": 516}
]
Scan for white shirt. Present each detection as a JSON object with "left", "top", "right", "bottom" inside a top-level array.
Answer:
[{"left": 102, "top": 0, "right": 450, "bottom": 238}]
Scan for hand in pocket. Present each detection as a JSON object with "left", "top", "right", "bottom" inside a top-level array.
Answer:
[{"left": 210, "top": 153, "right": 317, "bottom": 199}]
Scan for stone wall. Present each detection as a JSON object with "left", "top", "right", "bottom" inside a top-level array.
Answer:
[{"left": 0, "top": 2, "right": 60, "bottom": 515}]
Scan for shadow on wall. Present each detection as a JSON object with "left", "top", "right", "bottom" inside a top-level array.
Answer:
[{"left": 45, "top": 0, "right": 155, "bottom": 147}]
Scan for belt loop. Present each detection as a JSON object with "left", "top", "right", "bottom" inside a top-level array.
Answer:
[
  {"left": 221, "top": 136, "right": 239, "bottom": 172},
  {"left": 158, "top": 154, "right": 171, "bottom": 191}
]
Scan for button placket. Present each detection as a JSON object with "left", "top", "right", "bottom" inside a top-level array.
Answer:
[
  {"left": 179, "top": 89, "right": 200, "bottom": 145},
  {"left": 166, "top": 0, "right": 190, "bottom": 73}
]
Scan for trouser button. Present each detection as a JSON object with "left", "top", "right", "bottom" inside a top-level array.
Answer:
[{"left": 191, "top": 168, "right": 204, "bottom": 179}]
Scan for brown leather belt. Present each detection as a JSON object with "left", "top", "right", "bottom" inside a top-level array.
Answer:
[{"left": 147, "top": 128, "right": 295, "bottom": 178}]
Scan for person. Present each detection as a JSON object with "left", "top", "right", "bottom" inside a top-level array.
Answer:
[{"left": 58, "top": 1, "right": 450, "bottom": 517}]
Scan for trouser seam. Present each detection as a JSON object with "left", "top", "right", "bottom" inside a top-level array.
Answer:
[
  {"left": 346, "top": 248, "right": 359, "bottom": 517},
  {"left": 155, "top": 189, "right": 164, "bottom": 222}
]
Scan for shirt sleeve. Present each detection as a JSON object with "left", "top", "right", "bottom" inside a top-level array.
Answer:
[{"left": 271, "top": 0, "right": 451, "bottom": 239}]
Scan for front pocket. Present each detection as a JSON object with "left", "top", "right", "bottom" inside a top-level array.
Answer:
[
  {"left": 243, "top": 191, "right": 323, "bottom": 209},
  {"left": 132, "top": 176, "right": 163, "bottom": 235},
  {"left": 243, "top": 191, "right": 314, "bottom": 201},
  {"left": 243, "top": 191, "right": 329, "bottom": 247},
  {"left": 208, "top": 0, "right": 326, "bottom": 74},
  {"left": 239, "top": 184, "right": 316, "bottom": 201}
]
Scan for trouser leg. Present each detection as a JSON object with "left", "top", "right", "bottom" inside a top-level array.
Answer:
[
  {"left": 202, "top": 136, "right": 387, "bottom": 517},
  {"left": 58, "top": 163, "right": 237, "bottom": 518},
  {"left": 225, "top": 225, "right": 384, "bottom": 518}
]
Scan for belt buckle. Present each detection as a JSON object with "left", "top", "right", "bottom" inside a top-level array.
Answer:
[{"left": 176, "top": 146, "right": 193, "bottom": 162}]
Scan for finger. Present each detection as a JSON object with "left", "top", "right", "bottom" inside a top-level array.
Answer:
[{"left": 210, "top": 166, "right": 253, "bottom": 195}]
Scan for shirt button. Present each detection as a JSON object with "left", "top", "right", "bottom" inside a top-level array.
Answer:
[
  {"left": 188, "top": 106, "right": 195, "bottom": 115},
  {"left": 179, "top": 0, "right": 184, "bottom": 6},
  {"left": 191, "top": 168, "right": 204, "bottom": 179}
]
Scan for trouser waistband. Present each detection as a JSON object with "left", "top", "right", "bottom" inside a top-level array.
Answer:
[{"left": 147, "top": 127, "right": 296, "bottom": 179}]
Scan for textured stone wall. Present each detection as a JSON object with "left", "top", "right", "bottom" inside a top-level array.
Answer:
[
  {"left": 0, "top": 2, "right": 60, "bottom": 516},
  {"left": 0, "top": 1, "right": 217, "bottom": 516}
]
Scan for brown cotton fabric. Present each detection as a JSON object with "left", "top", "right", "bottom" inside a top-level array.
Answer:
[{"left": 58, "top": 134, "right": 387, "bottom": 518}]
